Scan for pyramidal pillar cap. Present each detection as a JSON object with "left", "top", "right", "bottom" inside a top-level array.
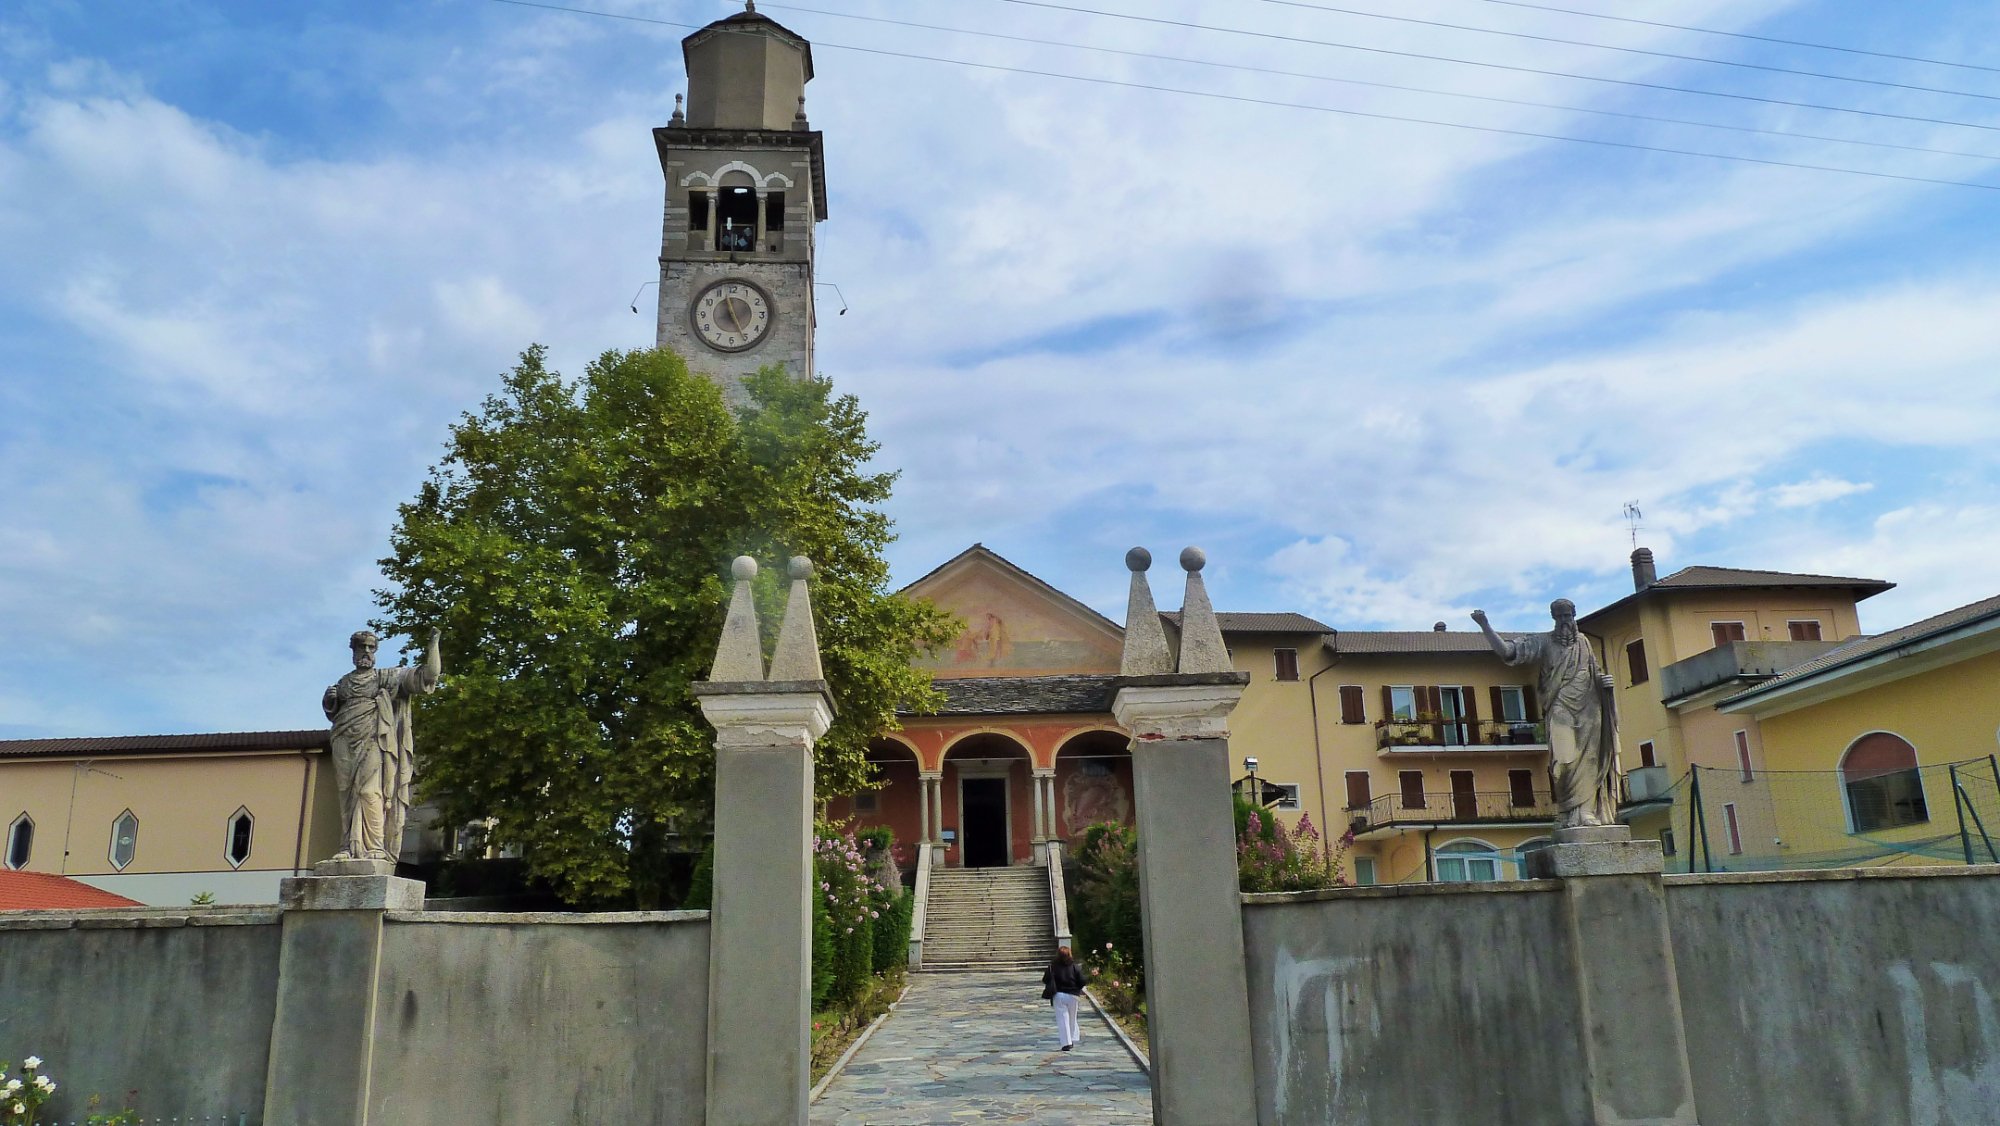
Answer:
[
  {"left": 1173, "top": 546, "right": 1232, "bottom": 674},
  {"left": 706, "top": 556, "right": 767, "bottom": 683},
  {"left": 767, "top": 556, "right": 825, "bottom": 682},
  {"left": 1119, "top": 547, "right": 1174, "bottom": 675}
]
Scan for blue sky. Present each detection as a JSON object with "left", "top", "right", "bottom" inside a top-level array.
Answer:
[{"left": 3, "top": 0, "right": 1999, "bottom": 738}]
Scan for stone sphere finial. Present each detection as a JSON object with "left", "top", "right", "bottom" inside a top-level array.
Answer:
[
  {"left": 1125, "top": 546, "right": 1152, "bottom": 572},
  {"left": 731, "top": 555, "right": 758, "bottom": 581},
  {"left": 789, "top": 555, "right": 814, "bottom": 580},
  {"left": 1179, "top": 546, "right": 1206, "bottom": 573}
]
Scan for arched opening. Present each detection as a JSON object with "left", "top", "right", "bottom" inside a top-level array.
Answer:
[
  {"left": 1434, "top": 838, "right": 1503, "bottom": 882},
  {"left": 1053, "top": 729, "right": 1133, "bottom": 845},
  {"left": 826, "top": 740, "right": 923, "bottom": 868},
  {"left": 1841, "top": 732, "right": 1928, "bottom": 832},
  {"left": 714, "top": 170, "right": 759, "bottom": 251},
  {"left": 943, "top": 733, "right": 1032, "bottom": 868}
]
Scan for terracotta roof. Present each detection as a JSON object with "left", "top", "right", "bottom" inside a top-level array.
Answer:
[
  {"left": 913, "top": 675, "right": 1119, "bottom": 716},
  {"left": 1335, "top": 630, "right": 1529, "bottom": 655},
  {"left": 1723, "top": 592, "right": 2000, "bottom": 705},
  {"left": 0, "top": 730, "right": 329, "bottom": 760},
  {"left": 0, "top": 871, "right": 144, "bottom": 910},
  {"left": 1160, "top": 611, "right": 1333, "bottom": 634},
  {"left": 1582, "top": 565, "right": 1893, "bottom": 625}
]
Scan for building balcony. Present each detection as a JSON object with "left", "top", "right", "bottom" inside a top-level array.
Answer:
[
  {"left": 1346, "top": 790, "right": 1557, "bottom": 836},
  {"left": 1619, "top": 764, "right": 1676, "bottom": 821},
  {"left": 1658, "top": 639, "right": 1842, "bottom": 705},
  {"left": 1375, "top": 720, "right": 1549, "bottom": 755}
]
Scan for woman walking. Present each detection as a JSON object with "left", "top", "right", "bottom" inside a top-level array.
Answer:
[{"left": 1041, "top": 944, "right": 1087, "bottom": 1051}]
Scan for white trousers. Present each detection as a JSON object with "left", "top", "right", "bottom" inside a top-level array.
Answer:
[{"left": 1053, "top": 992, "right": 1081, "bottom": 1047}]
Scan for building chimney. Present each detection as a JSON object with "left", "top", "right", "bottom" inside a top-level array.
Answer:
[
  {"left": 1631, "top": 547, "right": 1657, "bottom": 591},
  {"left": 1433, "top": 621, "right": 1447, "bottom": 632}
]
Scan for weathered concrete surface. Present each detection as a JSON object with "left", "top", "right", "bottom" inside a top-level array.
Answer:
[
  {"left": 1560, "top": 874, "right": 1696, "bottom": 1125},
  {"left": 1242, "top": 882, "right": 1591, "bottom": 1125},
  {"left": 1667, "top": 867, "right": 2000, "bottom": 1126},
  {"left": 265, "top": 907, "right": 389, "bottom": 1125},
  {"left": 368, "top": 913, "right": 709, "bottom": 1125},
  {"left": 0, "top": 911, "right": 279, "bottom": 1119}
]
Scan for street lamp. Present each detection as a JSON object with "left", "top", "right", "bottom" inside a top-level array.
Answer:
[{"left": 1243, "top": 756, "right": 1259, "bottom": 803}]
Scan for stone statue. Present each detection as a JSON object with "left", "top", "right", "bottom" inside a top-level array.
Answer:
[
  {"left": 1472, "top": 601, "right": 1620, "bottom": 828},
  {"left": 322, "top": 627, "right": 441, "bottom": 864}
]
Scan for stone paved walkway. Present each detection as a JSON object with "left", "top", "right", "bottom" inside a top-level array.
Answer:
[{"left": 810, "top": 971, "right": 1153, "bottom": 1125}]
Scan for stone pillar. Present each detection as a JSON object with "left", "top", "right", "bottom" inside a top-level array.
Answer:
[
  {"left": 930, "top": 774, "right": 946, "bottom": 862},
  {"left": 918, "top": 771, "right": 935, "bottom": 845},
  {"left": 1527, "top": 825, "right": 1699, "bottom": 1125},
  {"left": 262, "top": 861, "right": 425, "bottom": 1125},
  {"left": 1111, "top": 547, "right": 1258, "bottom": 1126},
  {"left": 1040, "top": 771, "right": 1058, "bottom": 841},
  {"left": 693, "top": 556, "right": 834, "bottom": 1126},
  {"left": 1031, "top": 768, "right": 1050, "bottom": 863}
]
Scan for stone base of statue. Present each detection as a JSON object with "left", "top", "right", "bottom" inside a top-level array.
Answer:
[
  {"left": 281, "top": 866, "right": 424, "bottom": 911},
  {"left": 1526, "top": 824, "right": 1665, "bottom": 879}
]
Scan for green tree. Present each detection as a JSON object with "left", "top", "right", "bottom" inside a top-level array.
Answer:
[{"left": 374, "top": 347, "right": 955, "bottom": 906}]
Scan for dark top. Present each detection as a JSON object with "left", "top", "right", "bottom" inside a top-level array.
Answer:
[{"left": 1042, "top": 962, "right": 1086, "bottom": 997}]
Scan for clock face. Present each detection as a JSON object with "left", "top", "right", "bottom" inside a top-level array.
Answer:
[{"left": 691, "top": 280, "right": 773, "bottom": 353}]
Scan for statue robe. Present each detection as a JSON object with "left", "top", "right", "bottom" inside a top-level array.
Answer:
[
  {"left": 326, "top": 665, "right": 432, "bottom": 861},
  {"left": 1498, "top": 630, "right": 1620, "bottom": 827}
]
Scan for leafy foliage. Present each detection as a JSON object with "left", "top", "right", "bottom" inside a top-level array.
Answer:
[
  {"left": 1067, "top": 821, "right": 1145, "bottom": 992},
  {"left": 1236, "top": 805, "right": 1351, "bottom": 893},
  {"left": 374, "top": 348, "right": 955, "bottom": 906}
]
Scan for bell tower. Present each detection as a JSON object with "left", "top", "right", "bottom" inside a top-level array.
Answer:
[{"left": 655, "top": 1, "right": 825, "bottom": 397}]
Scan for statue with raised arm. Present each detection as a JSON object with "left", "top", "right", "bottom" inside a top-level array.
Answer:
[
  {"left": 1472, "top": 601, "right": 1620, "bottom": 829},
  {"left": 322, "top": 627, "right": 441, "bottom": 864}
]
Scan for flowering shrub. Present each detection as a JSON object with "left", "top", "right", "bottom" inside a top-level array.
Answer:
[
  {"left": 1236, "top": 803, "right": 1352, "bottom": 893},
  {"left": 1068, "top": 822, "right": 1144, "bottom": 994},
  {"left": 1090, "top": 940, "right": 1146, "bottom": 1019},
  {"left": 0, "top": 1058, "right": 136, "bottom": 1125}
]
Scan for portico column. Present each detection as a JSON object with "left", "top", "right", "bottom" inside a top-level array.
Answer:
[
  {"left": 918, "top": 771, "right": 938, "bottom": 847},
  {"left": 693, "top": 555, "right": 833, "bottom": 1126},
  {"left": 1031, "top": 768, "right": 1053, "bottom": 863},
  {"left": 1112, "top": 547, "right": 1258, "bottom": 1126},
  {"left": 1045, "top": 773, "right": 1060, "bottom": 840}
]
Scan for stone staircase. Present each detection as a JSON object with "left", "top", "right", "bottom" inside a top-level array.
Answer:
[{"left": 918, "top": 865, "right": 1055, "bottom": 972}]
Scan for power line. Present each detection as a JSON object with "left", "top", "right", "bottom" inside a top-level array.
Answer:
[
  {"left": 488, "top": 0, "right": 2000, "bottom": 191},
  {"left": 1248, "top": 0, "right": 2000, "bottom": 103},
  {"left": 1472, "top": 0, "right": 2000, "bottom": 77},
  {"left": 758, "top": 2, "right": 2000, "bottom": 164},
  {"left": 985, "top": 0, "right": 2000, "bottom": 135}
]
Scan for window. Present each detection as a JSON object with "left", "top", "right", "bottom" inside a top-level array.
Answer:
[
  {"left": 5, "top": 814, "right": 31, "bottom": 870},
  {"left": 1723, "top": 803, "right": 1743, "bottom": 855},
  {"left": 764, "top": 190, "right": 786, "bottom": 231},
  {"left": 1449, "top": 770, "right": 1477, "bottom": 819},
  {"left": 853, "top": 791, "right": 880, "bottom": 814},
  {"left": 1269, "top": 783, "right": 1302, "bottom": 811},
  {"left": 1660, "top": 828, "right": 1677, "bottom": 857},
  {"left": 1344, "top": 771, "right": 1373, "bottom": 812},
  {"left": 1398, "top": 770, "right": 1425, "bottom": 810},
  {"left": 1735, "top": 730, "right": 1754, "bottom": 782},
  {"left": 110, "top": 810, "right": 139, "bottom": 871},
  {"left": 1388, "top": 686, "right": 1417, "bottom": 721},
  {"left": 1842, "top": 733, "right": 1929, "bottom": 832},
  {"left": 1626, "top": 640, "right": 1649, "bottom": 685},
  {"left": 1435, "top": 840, "right": 1503, "bottom": 882},
  {"left": 714, "top": 186, "right": 759, "bottom": 251},
  {"left": 1437, "top": 686, "right": 1469, "bottom": 746},
  {"left": 1494, "top": 685, "right": 1528, "bottom": 723},
  {"left": 1352, "top": 856, "right": 1377, "bottom": 886},
  {"left": 1338, "top": 685, "right": 1366, "bottom": 725},
  {"left": 1788, "top": 620, "right": 1823, "bottom": 641},
  {"left": 1638, "top": 740, "right": 1657, "bottom": 769},
  {"left": 1711, "top": 621, "right": 1748, "bottom": 646},
  {"left": 1273, "top": 647, "right": 1299, "bottom": 681},
  {"left": 1508, "top": 769, "right": 1536, "bottom": 808},
  {"left": 226, "top": 808, "right": 254, "bottom": 869},
  {"left": 687, "top": 190, "right": 709, "bottom": 230}
]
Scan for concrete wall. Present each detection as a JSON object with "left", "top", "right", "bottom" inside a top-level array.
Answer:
[
  {"left": 1241, "top": 882, "right": 1590, "bottom": 1125},
  {"left": 0, "top": 908, "right": 281, "bottom": 1119},
  {"left": 1668, "top": 868, "right": 2000, "bottom": 1126},
  {"left": 369, "top": 911, "right": 709, "bottom": 1125}
]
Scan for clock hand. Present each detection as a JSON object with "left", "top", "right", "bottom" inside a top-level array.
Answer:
[{"left": 721, "top": 298, "right": 745, "bottom": 334}]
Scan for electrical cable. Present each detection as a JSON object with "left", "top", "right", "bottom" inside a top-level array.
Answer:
[
  {"left": 1471, "top": 0, "right": 2000, "bottom": 76},
  {"left": 489, "top": 0, "right": 2000, "bottom": 191},
  {"left": 983, "top": 0, "right": 2000, "bottom": 135},
  {"left": 1247, "top": 0, "right": 2000, "bottom": 103},
  {"left": 756, "top": 2, "right": 2000, "bottom": 164}
]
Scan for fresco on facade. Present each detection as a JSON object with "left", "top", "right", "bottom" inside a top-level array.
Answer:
[
  {"left": 1063, "top": 768, "right": 1130, "bottom": 830},
  {"left": 907, "top": 548, "right": 1122, "bottom": 677}
]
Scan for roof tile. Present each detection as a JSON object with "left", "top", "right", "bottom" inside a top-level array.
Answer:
[{"left": 0, "top": 871, "right": 144, "bottom": 910}]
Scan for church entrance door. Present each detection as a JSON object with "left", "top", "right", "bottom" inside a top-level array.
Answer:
[{"left": 961, "top": 777, "right": 1010, "bottom": 868}]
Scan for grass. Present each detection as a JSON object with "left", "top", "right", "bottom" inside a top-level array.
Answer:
[{"left": 810, "top": 967, "right": 907, "bottom": 1084}]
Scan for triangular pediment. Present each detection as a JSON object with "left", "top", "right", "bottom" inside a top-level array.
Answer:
[{"left": 902, "top": 545, "right": 1124, "bottom": 678}]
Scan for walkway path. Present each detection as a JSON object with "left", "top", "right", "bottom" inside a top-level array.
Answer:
[{"left": 810, "top": 971, "right": 1153, "bottom": 1125}]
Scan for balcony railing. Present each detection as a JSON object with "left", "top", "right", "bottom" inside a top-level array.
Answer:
[
  {"left": 1375, "top": 720, "right": 1549, "bottom": 752},
  {"left": 1346, "top": 789, "right": 1557, "bottom": 833}
]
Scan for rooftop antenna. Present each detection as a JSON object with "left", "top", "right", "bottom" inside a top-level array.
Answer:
[
  {"left": 814, "top": 281, "right": 849, "bottom": 315},
  {"left": 629, "top": 280, "right": 657, "bottom": 314},
  {"left": 1622, "top": 501, "right": 1643, "bottom": 549}
]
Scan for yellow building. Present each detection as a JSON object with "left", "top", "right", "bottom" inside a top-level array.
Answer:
[
  {"left": 0, "top": 731, "right": 342, "bottom": 905},
  {"left": 1706, "top": 592, "right": 2000, "bottom": 869}
]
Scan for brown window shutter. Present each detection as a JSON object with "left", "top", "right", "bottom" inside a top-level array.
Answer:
[
  {"left": 1345, "top": 772, "right": 1372, "bottom": 810},
  {"left": 1522, "top": 687, "right": 1540, "bottom": 723},
  {"left": 1508, "top": 769, "right": 1535, "bottom": 807},
  {"left": 1382, "top": 685, "right": 1396, "bottom": 720},
  {"left": 1274, "top": 648, "right": 1300, "bottom": 681},
  {"left": 1789, "top": 621, "right": 1822, "bottom": 641},
  {"left": 1489, "top": 686, "right": 1507, "bottom": 724},
  {"left": 1423, "top": 685, "right": 1441, "bottom": 715},
  {"left": 1626, "top": 640, "right": 1649, "bottom": 685},
  {"left": 1639, "top": 741, "right": 1657, "bottom": 768},
  {"left": 1339, "top": 685, "right": 1366, "bottom": 725},
  {"left": 1399, "top": 770, "right": 1425, "bottom": 809},
  {"left": 1462, "top": 685, "right": 1479, "bottom": 731}
]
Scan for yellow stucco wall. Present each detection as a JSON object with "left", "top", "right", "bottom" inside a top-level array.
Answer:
[{"left": 1751, "top": 648, "right": 2000, "bottom": 773}]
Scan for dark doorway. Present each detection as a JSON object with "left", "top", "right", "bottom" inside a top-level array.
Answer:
[{"left": 961, "top": 777, "right": 1010, "bottom": 868}]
